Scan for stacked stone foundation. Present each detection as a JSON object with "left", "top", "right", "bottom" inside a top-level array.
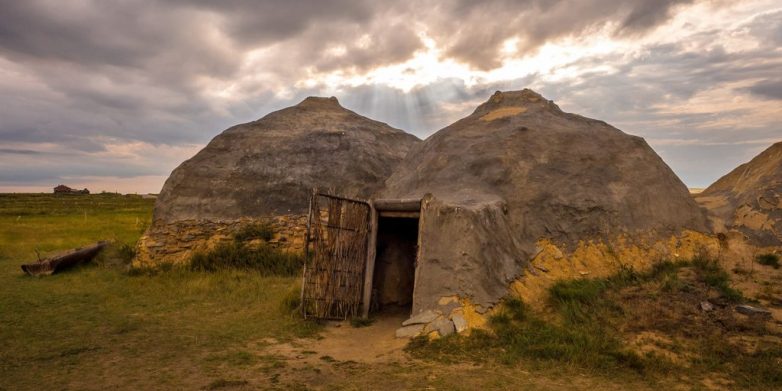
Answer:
[{"left": 133, "top": 215, "right": 308, "bottom": 268}]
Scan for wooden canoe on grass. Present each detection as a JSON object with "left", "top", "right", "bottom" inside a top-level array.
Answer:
[{"left": 21, "top": 241, "right": 108, "bottom": 276}]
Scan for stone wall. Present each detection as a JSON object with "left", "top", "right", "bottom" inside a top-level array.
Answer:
[{"left": 133, "top": 215, "right": 308, "bottom": 268}]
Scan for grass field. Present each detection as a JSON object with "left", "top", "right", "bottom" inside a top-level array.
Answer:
[
  {"left": 0, "top": 194, "right": 317, "bottom": 390},
  {"left": 2, "top": 194, "right": 779, "bottom": 390}
]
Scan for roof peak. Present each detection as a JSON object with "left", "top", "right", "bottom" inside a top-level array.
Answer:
[
  {"left": 297, "top": 96, "right": 343, "bottom": 109},
  {"left": 472, "top": 88, "right": 561, "bottom": 119},
  {"left": 490, "top": 88, "right": 544, "bottom": 99}
]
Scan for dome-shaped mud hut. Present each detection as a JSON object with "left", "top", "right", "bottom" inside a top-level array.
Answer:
[
  {"left": 135, "top": 97, "right": 420, "bottom": 267},
  {"left": 357, "top": 90, "right": 714, "bottom": 336}
]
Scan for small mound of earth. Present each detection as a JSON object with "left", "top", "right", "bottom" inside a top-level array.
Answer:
[
  {"left": 696, "top": 141, "right": 782, "bottom": 246},
  {"left": 613, "top": 266, "right": 782, "bottom": 364}
]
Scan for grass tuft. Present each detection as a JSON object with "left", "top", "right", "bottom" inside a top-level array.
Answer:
[
  {"left": 190, "top": 221, "right": 303, "bottom": 275},
  {"left": 190, "top": 241, "right": 303, "bottom": 276},
  {"left": 756, "top": 253, "right": 781, "bottom": 269},
  {"left": 93, "top": 241, "right": 137, "bottom": 269},
  {"left": 692, "top": 256, "right": 743, "bottom": 302},
  {"left": 204, "top": 379, "right": 249, "bottom": 390},
  {"left": 549, "top": 278, "right": 605, "bottom": 304},
  {"left": 233, "top": 221, "right": 274, "bottom": 243},
  {"left": 349, "top": 317, "right": 375, "bottom": 328},
  {"left": 279, "top": 284, "right": 303, "bottom": 315}
]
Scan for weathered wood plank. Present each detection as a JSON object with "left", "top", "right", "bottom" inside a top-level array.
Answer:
[
  {"left": 21, "top": 241, "right": 107, "bottom": 276},
  {"left": 361, "top": 200, "right": 379, "bottom": 318},
  {"left": 372, "top": 198, "right": 421, "bottom": 211}
]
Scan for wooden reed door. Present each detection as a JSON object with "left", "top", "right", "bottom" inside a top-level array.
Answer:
[{"left": 302, "top": 192, "right": 371, "bottom": 320}]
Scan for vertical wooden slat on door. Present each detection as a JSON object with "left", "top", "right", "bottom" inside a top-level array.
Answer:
[{"left": 302, "top": 192, "right": 370, "bottom": 320}]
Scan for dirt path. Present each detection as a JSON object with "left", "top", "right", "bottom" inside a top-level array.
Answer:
[
  {"left": 266, "top": 311, "right": 409, "bottom": 365},
  {"left": 250, "top": 312, "right": 660, "bottom": 390}
]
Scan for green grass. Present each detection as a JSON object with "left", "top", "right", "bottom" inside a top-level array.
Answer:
[
  {"left": 233, "top": 221, "right": 275, "bottom": 243},
  {"left": 691, "top": 256, "right": 743, "bottom": 302},
  {"left": 350, "top": 316, "right": 376, "bottom": 328},
  {"left": 190, "top": 239, "right": 304, "bottom": 275},
  {"left": 409, "top": 257, "right": 780, "bottom": 389},
  {"left": 409, "top": 265, "right": 654, "bottom": 374},
  {"left": 189, "top": 220, "right": 304, "bottom": 275},
  {"left": 756, "top": 253, "right": 781, "bottom": 269},
  {"left": 0, "top": 194, "right": 319, "bottom": 390},
  {"left": 0, "top": 193, "right": 153, "bottom": 259}
]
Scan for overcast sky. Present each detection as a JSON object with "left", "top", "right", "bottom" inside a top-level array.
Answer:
[{"left": 0, "top": 0, "right": 780, "bottom": 193}]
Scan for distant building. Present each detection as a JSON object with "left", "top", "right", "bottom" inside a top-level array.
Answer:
[
  {"left": 53, "top": 185, "right": 89, "bottom": 194},
  {"left": 53, "top": 184, "right": 73, "bottom": 193}
]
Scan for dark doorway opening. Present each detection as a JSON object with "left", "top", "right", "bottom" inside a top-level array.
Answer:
[{"left": 371, "top": 217, "right": 419, "bottom": 314}]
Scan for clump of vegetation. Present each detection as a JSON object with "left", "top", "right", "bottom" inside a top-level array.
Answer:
[
  {"left": 756, "top": 253, "right": 781, "bottom": 269},
  {"left": 190, "top": 241, "right": 303, "bottom": 275},
  {"left": 190, "top": 222, "right": 303, "bottom": 275},
  {"left": 494, "top": 298, "right": 644, "bottom": 370},
  {"left": 116, "top": 242, "right": 137, "bottom": 262},
  {"left": 409, "top": 294, "right": 646, "bottom": 372},
  {"left": 409, "top": 269, "right": 654, "bottom": 373},
  {"left": 279, "top": 284, "right": 303, "bottom": 315},
  {"left": 233, "top": 221, "right": 274, "bottom": 243},
  {"left": 409, "top": 255, "right": 782, "bottom": 388},
  {"left": 93, "top": 241, "right": 138, "bottom": 269},
  {"left": 691, "top": 256, "right": 743, "bottom": 302},
  {"left": 204, "top": 379, "right": 249, "bottom": 390},
  {"left": 350, "top": 317, "right": 375, "bottom": 328}
]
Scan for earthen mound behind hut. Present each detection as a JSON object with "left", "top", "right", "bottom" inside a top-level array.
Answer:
[{"left": 696, "top": 141, "right": 782, "bottom": 247}]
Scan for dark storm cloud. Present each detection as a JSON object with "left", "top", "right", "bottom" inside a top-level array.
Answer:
[
  {"left": 0, "top": 148, "right": 44, "bottom": 155},
  {"left": 176, "top": 0, "right": 376, "bottom": 45},
  {"left": 0, "top": 1, "right": 237, "bottom": 77},
  {"left": 428, "top": 0, "right": 693, "bottom": 69},
  {"left": 619, "top": 0, "right": 694, "bottom": 32},
  {"left": 746, "top": 80, "right": 782, "bottom": 100},
  {"left": 0, "top": 0, "right": 696, "bottom": 84},
  {"left": 0, "top": 0, "right": 425, "bottom": 154}
]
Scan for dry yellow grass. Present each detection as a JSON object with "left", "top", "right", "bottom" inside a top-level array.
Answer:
[{"left": 480, "top": 106, "right": 527, "bottom": 121}]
